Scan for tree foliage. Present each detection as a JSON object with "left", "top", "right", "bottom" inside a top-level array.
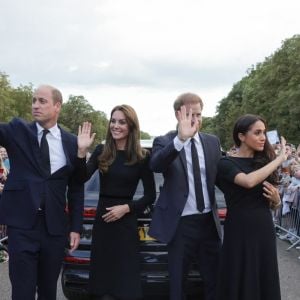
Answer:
[
  {"left": 140, "top": 131, "right": 151, "bottom": 139},
  {"left": 212, "top": 35, "right": 300, "bottom": 149},
  {"left": 59, "top": 95, "right": 108, "bottom": 147},
  {"left": 0, "top": 72, "right": 33, "bottom": 121}
]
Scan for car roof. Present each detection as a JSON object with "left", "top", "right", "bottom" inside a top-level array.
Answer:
[{"left": 140, "top": 139, "right": 154, "bottom": 148}]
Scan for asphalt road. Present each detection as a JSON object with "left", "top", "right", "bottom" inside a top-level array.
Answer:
[{"left": 0, "top": 238, "right": 299, "bottom": 300}]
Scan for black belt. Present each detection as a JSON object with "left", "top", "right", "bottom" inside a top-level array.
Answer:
[{"left": 181, "top": 211, "right": 212, "bottom": 219}]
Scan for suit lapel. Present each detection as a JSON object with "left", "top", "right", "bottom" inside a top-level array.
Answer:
[
  {"left": 179, "top": 149, "right": 188, "bottom": 177},
  {"left": 199, "top": 132, "right": 211, "bottom": 179},
  {"left": 172, "top": 131, "right": 188, "bottom": 179},
  {"left": 60, "top": 127, "right": 72, "bottom": 167}
]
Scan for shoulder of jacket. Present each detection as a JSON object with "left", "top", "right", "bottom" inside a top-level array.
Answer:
[{"left": 199, "top": 132, "right": 218, "bottom": 140}]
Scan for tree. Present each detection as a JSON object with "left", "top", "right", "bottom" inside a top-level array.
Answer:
[
  {"left": 213, "top": 35, "right": 300, "bottom": 149},
  {"left": 0, "top": 72, "right": 13, "bottom": 121},
  {"left": 140, "top": 131, "right": 151, "bottom": 139},
  {"left": 0, "top": 72, "right": 33, "bottom": 122},
  {"left": 202, "top": 116, "right": 216, "bottom": 135},
  {"left": 59, "top": 95, "right": 108, "bottom": 147}
]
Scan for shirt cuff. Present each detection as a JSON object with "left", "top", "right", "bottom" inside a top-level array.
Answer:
[{"left": 173, "top": 136, "right": 190, "bottom": 151}]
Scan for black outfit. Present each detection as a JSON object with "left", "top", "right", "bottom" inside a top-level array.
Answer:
[
  {"left": 81, "top": 145, "right": 156, "bottom": 299},
  {"left": 216, "top": 157, "right": 281, "bottom": 300}
]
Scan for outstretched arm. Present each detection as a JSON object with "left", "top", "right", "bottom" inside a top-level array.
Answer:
[{"left": 234, "top": 137, "right": 287, "bottom": 188}]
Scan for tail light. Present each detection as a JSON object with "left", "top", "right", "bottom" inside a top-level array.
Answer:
[
  {"left": 218, "top": 208, "right": 227, "bottom": 219},
  {"left": 83, "top": 207, "right": 97, "bottom": 218},
  {"left": 64, "top": 256, "right": 90, "bottom": 264}
]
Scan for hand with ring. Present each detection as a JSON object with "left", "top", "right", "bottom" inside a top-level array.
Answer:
[
  {"left": 102, "top": 204, "right": 130, "bottom": 223},
  {"left": 263, "top": 181, "right": 281, "bottom": 209}
]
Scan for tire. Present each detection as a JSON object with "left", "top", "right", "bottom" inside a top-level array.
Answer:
[
  {"left": 61, "top": 276, "right": 89, "bottom": 300},
  {"left": 63, "top": 289, "right": 89, "bottom": 300}
]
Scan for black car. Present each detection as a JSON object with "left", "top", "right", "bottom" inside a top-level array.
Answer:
[{"left": 61, "top": 154, "right": 226, "bottom": 300}]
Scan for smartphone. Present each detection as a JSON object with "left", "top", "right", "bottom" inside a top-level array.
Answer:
[{"left": 266, "top": 130, "right": 280, "bottom": 145}]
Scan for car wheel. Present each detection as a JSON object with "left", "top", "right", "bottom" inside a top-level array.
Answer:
[
  {"left": 62, "top": 288, "right": 89, "bottom": 300},
  {"left": 61, "top": 276, "right": 89, "bottom": 300}
]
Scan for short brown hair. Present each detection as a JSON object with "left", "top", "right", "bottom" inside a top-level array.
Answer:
[
  {"left": 51, "top": 88, "right": 63, "bottom": 104},
  {"left": 173, "top": 92, "right": 203, "bottom": 111},
  {"left": 35, "top": 85, "right": 63, "bottom": 104}
]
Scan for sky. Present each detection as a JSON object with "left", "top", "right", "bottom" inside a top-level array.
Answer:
[{"left": 0, "top": 0, "right": 299, "bottom": 136}]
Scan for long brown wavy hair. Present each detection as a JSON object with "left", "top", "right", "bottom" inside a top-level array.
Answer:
[
  {"left": 233, "top": 114, "right": 278, "bottom": 184},
  {"left": 98, "top": 104, "right": 147, "bottom": 173}
]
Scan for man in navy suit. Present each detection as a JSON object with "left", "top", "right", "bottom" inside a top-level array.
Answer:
[
  {"left": 149, "top": 93, "right": 222, "bottom": 300},
  {"left": 0, "top": 85, "right": 84, "bottom": 300}
]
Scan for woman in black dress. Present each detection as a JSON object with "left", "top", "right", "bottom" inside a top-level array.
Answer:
[
  {"left": 216, "top": 114, "right": 286, "bottom": 300},
  {"left": 77, "top": 105, "right": 156, "bottom": 300}
]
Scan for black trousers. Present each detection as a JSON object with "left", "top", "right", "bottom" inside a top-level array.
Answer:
[
  {"left": 7, "top": 213, "right": 66, "bottom": 300},
  {"left": 167, "top": 212, "right": 221, "bottom": 300}
]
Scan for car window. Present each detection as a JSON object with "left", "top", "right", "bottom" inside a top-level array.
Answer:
[
  {"left": 133, "top": 172, "right": 164, "bottom": 199},
  {"left": 85, "top": 171, "right": 99, "bottom": 193}
]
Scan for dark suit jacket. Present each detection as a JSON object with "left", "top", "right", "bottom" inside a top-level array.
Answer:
[
  {"left": 0, "top": 118, "right": 84, "bottom": 235},
  {"left": 149, "top": 131, "right": 222, "bottom": 243}
]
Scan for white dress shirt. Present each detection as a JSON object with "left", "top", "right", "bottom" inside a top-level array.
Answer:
[
  {"left": 174, "top": 134, "right": 211, "bottom": 216},
  {"left": 36, "top": 123, "right": 66, "bottom": 174}
]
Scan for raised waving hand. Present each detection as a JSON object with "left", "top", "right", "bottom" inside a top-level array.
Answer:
[
  {"left": 176, "top": 106, "right": 198, "bottom": 141},
  {"left": 77, "top": 122, "right": 96, "bottom": 158}
]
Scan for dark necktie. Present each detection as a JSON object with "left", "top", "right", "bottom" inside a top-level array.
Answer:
[
  {"left": 191, "top": 138, "right": 205, "bottom": 212},
  {"left": 40, "top": 129, "right": 51, "bottom": 176}
]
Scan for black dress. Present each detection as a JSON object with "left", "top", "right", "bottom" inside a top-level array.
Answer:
[
  {"left": 216, "top": 157, "right": 281, "bottom": 300},
  {"left": 85, "top": 145, "right": 156, "bottom": 299}
]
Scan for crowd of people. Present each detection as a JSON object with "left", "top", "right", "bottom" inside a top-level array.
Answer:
[
  {"left": 0, "top": 84, "right": 297, "bottom": 300},
  {"left": 0, "top": 146, "right": 9, "bottom": 245},
  {"left": 276, "top": 143, "right": 300, "bottom": 251}
]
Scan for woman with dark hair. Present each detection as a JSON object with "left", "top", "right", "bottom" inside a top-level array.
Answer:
[
  {"left": 216, "top": 114, "right": 286, "bottom": 300},
  {"left": 77, "top": 105, "right": 156, "bottom": 300}
]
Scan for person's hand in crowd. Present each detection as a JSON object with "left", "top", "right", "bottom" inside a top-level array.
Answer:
[
  {"left": 276, "top": 136, "right": 288, "bottom": 162},
  {"left": 262, "top": 181, "right": 281, "bottom": 209},
  {"left": 102, "top": 205, "right": 130, "bottom": 223},
  {"left": 0, "top": 183, "right": 4, "bottom": 193},
  {"left": 77, "top": 122, "right": 96, "bottom": 158},
  {"left": 69, "top": 232, "right": 81, "bottom": 252},
  {"left": 0, "top": 169, "right": 6, "bottom": 185},
  {"left": 176, "top": 105, "right": 197, "bottom": 142}
]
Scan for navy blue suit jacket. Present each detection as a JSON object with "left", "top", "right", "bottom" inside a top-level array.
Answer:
[
  {"left": 0, "top": 118, "right": 84, "bottom": 235},
  {"left": 149, "top": 131, "right": 222, "bottom": 243}
]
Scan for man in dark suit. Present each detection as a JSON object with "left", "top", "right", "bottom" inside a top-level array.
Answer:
[
  {"left": 149, "top": 93, "right": 222, "bottom": 300},
  {"left": 0, "top": 85, "right": 84, "bottom": 300}
]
